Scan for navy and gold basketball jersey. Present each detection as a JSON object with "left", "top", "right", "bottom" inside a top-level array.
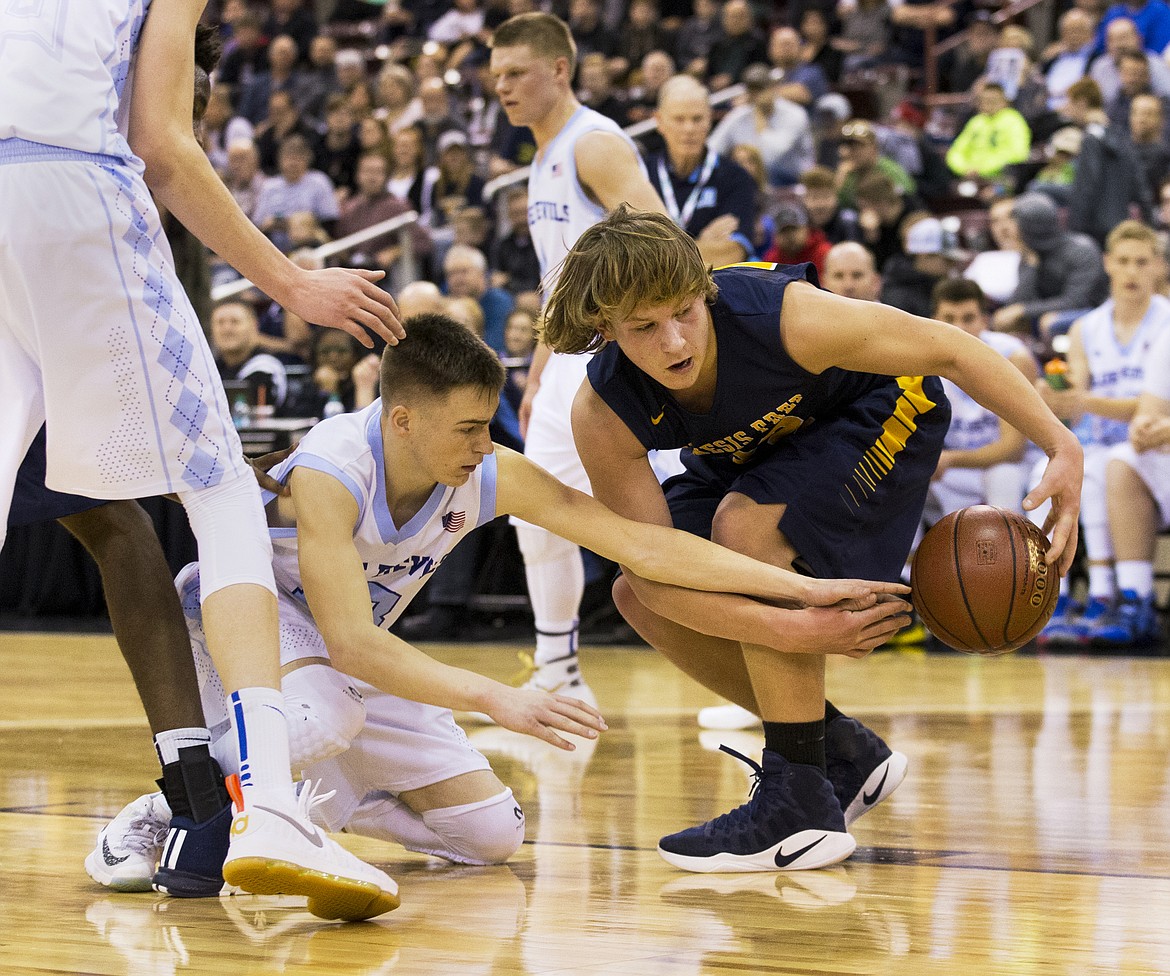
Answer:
[
  {"left": 587, "top": 262, "right": 950, "bottom": 581},
  {"left": 589, "top": 263, "right": 901, "bottom": 473}
]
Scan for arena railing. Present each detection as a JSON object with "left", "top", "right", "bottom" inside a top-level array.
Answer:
[{"left": 210, "top": 209, "right": 421, "bottom": 302}]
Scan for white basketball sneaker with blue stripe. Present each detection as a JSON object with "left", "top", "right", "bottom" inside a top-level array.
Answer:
[{"left": 85, "top": 792, "right": 171, "bottom": 892}]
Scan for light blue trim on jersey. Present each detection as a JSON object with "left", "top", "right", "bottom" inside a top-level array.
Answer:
[
  {"left": 269, "top": 527, "right": 298, "bottom": 539},
  {"left": 100, "top": 1, "right": 146, "bottom": 158},
  {"left": 365, "top": 407, "right": 445, "bottom": 544},
  {"left": 89, "top": 166, "right": 173, "bottom": 493},
  {"left": 475, "top": 451, "right": 498, "bottom": 527},
  {"left": 0, "top": 137, "right": 125, "bottom": 166},
  {"left": 286, "top": 453, "right": 365, "bottom": 519}
]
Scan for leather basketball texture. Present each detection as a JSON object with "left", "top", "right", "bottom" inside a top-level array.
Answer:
[{"left": 911, "top": 505, "right": 1060, "bottom": 655}]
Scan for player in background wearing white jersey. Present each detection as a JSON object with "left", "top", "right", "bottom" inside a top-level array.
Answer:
[
  {"left": 928, "top": 278, "right": 1037, "bottom": 517},
  {"left": 0, "top": 0, "right": 402, "bottom": 919},
  {"left": 489, "top": 13, "right": 742, "bottom": 705},
  {"left": 91, "top": 314, "right": 905, "bottom": 873},
  {"left": 1103, "top": 323, "right": 1170, "bottom": 644},
  {"left": 1034, "top": 221, "right": 1170, "bottom": 646}
]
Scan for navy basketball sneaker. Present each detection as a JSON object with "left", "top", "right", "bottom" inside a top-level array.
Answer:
[
  {"left": 825, "top": 713, "right": 908, "bottom": 826},
  {"left": 153, "top": 802, "right": 232, "bottom": 897},
  {"left": 657, "top": 747, "right": 855, "bottom": 873}
]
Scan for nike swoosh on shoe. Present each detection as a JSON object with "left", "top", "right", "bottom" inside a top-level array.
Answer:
[
  {"left": 774, "top": 835, "right": 825, "bottom": 868},
  {"left": 252, "top": 806, "right": 326, "bottom": 848},
  {"left": 102, "top": 839, "right": 130, "bottom": 866},
  {"left": 862, "top": 767, "right": 889, "bottom": 806}
]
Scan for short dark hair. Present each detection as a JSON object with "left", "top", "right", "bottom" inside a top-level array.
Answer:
[
  {"left": 492, "top": 13, "right": 577, "bottom": 73},
  {"left": 195, "top": 24, "right": 223, "bottom": 74},
  {"left": 931, "top": 277, "right": 986, "bottom": 313},
  {"left": 379, "top": 313, "right": 505, "bottom": 408}
]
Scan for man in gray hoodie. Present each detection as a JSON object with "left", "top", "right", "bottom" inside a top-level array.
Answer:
[{"left": 992, "top": 193, "right": 1110, "bottom": 341}]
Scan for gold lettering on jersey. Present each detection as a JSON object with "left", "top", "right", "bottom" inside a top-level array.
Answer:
[{"left": 691, "top": 395, "right": 805, "bottom": 464}]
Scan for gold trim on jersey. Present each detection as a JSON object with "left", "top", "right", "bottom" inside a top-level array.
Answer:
[{"left": 846, "top": 376, "right": 937, "bottom": 509}]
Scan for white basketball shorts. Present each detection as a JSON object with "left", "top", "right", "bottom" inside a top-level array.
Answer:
[{"left": 0, "top": 144, "right": 246, "bottom": 499}]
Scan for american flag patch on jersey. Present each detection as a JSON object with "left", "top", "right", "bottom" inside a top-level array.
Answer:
[{"left": 442, "top": 511, "right": 466, "bottom": 532}]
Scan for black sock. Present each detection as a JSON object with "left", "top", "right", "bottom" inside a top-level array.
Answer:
[
  {"left": 157, "top": 745, "right": 231, "bottom": 823},
  {"left": 763, "top": 719, "right": 826, "bottom": 771},
  {"left": 824, "top": 700, "right": 843, "bottom": 723}
]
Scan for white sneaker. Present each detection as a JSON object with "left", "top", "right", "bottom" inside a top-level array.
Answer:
[
  {"left": 465, "top": 652, "right": 598, "bottom": 724},
  {"left": 85, "top": 792, "right": 172, "bottom": 892},
  {"left": 221, "top": 778, "right": 400, "bottom": 922},
  {"left": 697, "top": 703, "right": 760, "bottom": 731}
]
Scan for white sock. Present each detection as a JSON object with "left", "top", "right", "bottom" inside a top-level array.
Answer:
[
  {"left": 517, "top": 524, "right": 584, "bottom": 667},
  {"left": 1087, "top": 564, "right": 1115, "bottom": 601},
  {"left": 1115, "top": 560, "right": 1154, "bottom": 599},
  {"left": 154, "top": 727, "right": 212, "bottom": 767},
  {"left": 228, "top": 688, "right": 294, "bottom": 796}
]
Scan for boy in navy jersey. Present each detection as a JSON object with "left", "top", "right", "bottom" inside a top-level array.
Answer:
[{"left": 543, "top": 206, "right": 1083, "bottom": 873}]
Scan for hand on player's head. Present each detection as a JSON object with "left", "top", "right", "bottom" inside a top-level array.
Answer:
[{"left": 291, "top": 266, "right": 406, "bottom": 348}]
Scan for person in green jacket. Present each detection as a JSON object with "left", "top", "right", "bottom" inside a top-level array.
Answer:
[{"left": 946, "top": 82, "right": 1033, "bottom": 180}]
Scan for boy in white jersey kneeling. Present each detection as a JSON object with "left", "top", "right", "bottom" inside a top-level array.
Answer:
[
  {"left": 1032, "top": 221, "right": 1170, "bottom": 646},
  {"left": 91, "top": 314, "right": 905, "bottom": 876}
]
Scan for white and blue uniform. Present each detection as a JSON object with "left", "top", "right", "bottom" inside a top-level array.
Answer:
[
  {"left": 181, "top": 403, "right": 497, "bottom": 831},
  {"left": 1029, "top": 297, "right": 1170, "bottom": 552},
  {"left": 522, "top": 106, "right": 644, "bottom": 493},
  {"left": 1106, "top": 311, "right": 1170, "bottom": 530},
  {"left": 0, "top": 0, "right": 246, "bottom": 523},
  {"left": 929, "top": 331, "right": 1033, "bottom": 518}
]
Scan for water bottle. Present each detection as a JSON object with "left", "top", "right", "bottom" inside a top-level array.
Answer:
[
  {"left": 323, "top": 393, "right": 344, "bottom": 419},
  {"left": 231, "top": 393, "right": 251, "bottom": 429}
]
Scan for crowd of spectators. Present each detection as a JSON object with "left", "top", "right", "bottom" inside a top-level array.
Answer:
[{"left": 182, "top": 0, "right": 1170, "bottom": 640}]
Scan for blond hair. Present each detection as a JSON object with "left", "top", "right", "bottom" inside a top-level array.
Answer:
[
  {"left": 492, "top": 13, "right": 577, "bottom": 74},
  {"left": 541, "top": 205, "right": 718, "bottom": 355},
  {"left": 1105, "top": 219, "right": 1160, "bottom": 254}
]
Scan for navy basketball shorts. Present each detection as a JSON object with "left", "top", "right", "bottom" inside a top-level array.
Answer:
[
  {"left": 8, "top": 426, "right": 106, "bottom": 529},
  {"left": 663, "top": 376, "right": 951, "bottom": 582}
]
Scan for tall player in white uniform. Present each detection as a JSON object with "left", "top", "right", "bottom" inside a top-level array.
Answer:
[
  {"left": 1033, "top": 220, "right": 1170, "bottom": 646},
  {"left": 489, "top": 13, "right": 672, "bottom": 702},
  {"left": 0, "top": 0, "right": 402, "bottom": 919},
  {"left": 90, "top": 314, "right": 902, "bottom": 872}
]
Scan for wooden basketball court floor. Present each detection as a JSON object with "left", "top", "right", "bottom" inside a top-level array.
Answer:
[{"left": 2, "top": 631, "right": 1170, "bottom": 975}]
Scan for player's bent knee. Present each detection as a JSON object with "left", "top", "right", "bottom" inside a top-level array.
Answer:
[
  {"left": 281, "top": 664, "right": 366, "bottom": 771},
  {"left": 177, "top": 474, "right": 275, "bottom": 599},
  {"left": 420, "top": 788, "right": 526, "bottom": 865}
]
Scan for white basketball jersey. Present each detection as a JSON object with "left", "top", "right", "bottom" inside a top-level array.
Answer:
[
  {"left": 0, "top": 0, "right": 149, "bottom": 164},
  {"left": 265, "top": 402, "right": 499, "bottom": 628},
  {"left": 1077, "top": 296, "right": 1170, "bottom": 446},
  {"left": 943, "top": 331, "right": 1031, "bottom": 451},
  {"left": 527, "top": 105, "right": 641, "bottom": 293}
]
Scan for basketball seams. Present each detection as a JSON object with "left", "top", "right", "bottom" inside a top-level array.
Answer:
[
  {"left": 998, "top": 508, "right": 1019, "bottom": 648},
  {"left": 952, "top": 508, "right": 992, "bottom": 650}
]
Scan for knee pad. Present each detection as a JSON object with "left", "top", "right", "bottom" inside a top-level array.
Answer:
[
  {"left": 420, "top": 788, "right": 525, "bottom": 865},
  {"left": 282, "top": 664, "right": 367, "bottom": 772},
  {"left": 177, "top": 473, "right": 275, "bottom": 600}
]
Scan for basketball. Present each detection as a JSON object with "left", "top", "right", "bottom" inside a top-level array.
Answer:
[{"left": 911, "top": 505, "right": 1060, "bottom": 655}]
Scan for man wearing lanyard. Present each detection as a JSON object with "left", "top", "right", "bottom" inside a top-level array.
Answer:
[{"left": 650, "top": 76, "right": 760, "bottom": 266}]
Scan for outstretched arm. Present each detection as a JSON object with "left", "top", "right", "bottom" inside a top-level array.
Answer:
[
  {"left": 290, "top": 467, "right": 604, "bottom": 749},
  {"left": 783, "top": 283, "right": 1083, "bottom": 574},
  {"left": 128, "top": 0, "right": 403, "bottom": 349},
  {"left": 526, "top": 385, "right": 913, "bottom": 656}
]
